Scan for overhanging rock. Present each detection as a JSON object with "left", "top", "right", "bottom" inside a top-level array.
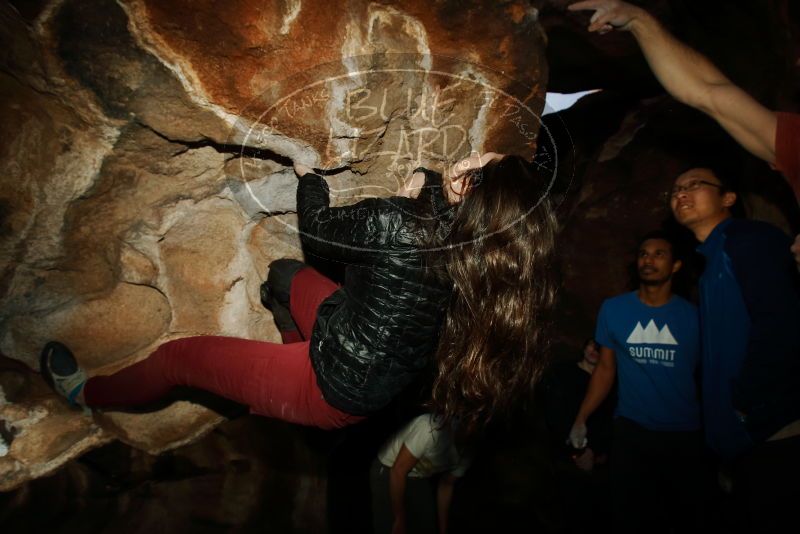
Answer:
[{"left": 0, "top": 0, "right": 548, "bottom": 490}]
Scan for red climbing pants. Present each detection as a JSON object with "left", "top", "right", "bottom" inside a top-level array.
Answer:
[{"left": 83, "top": 266, "right": 364, "bottom": 430}]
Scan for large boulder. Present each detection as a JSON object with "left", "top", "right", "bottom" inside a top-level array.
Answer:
[{"left": 0, "top": 0, "right": 548, "bottom": 490}]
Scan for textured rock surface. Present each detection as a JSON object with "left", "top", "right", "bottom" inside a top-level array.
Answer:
[
  {"left": 0, "top": 356, "right": 112, "bottom": 492},
  {"left": 0, "top": 0, "right": 547, "bottom": 490}
]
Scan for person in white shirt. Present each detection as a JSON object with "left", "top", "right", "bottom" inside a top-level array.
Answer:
[{"left": 371, "top": 414, "right": 472, "bottom": 534}]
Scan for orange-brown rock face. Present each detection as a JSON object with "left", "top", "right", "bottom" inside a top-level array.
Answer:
[{"left": 0, "top": 0, "right": 547, "bottom": 489}]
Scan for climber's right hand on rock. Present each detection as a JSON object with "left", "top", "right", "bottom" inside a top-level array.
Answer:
[
  {"left": 293, "top": 162, "right": 313, "bottom": 177},
  {"left": 568, "top": 421, "right": 588, "bottom": 449}
]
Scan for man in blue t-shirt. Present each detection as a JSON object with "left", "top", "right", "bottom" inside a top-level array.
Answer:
[{"left": 569, "top": 231, "right": 709, "bottom": 532}]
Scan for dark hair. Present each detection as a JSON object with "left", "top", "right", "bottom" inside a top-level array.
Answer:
[
  {"left": 637, "top": 229, "right": 678, "bottom": 260},
  {"left": 678, "top": 154, "right": 739, "bottom": 193},
  {"left": 583, "top": 338, "right": 597, "bottom": 350},
  {"left": 630, "top": 227, "right": 698, "bottom": 297},
  {"left": 430, "top": 155, "right": 558, "bottom": 436}
]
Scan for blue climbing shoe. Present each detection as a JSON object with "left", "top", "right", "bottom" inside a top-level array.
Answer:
[{"left": 40, "top": 341, "right": 86, "bottom": 406}]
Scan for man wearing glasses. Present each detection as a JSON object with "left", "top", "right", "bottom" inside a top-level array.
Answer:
[
  {"left": 569, "top": 0, "right": 800, "bottom": 529},
  {"left": 670, "top": 166, "right": 800, "bottom": 531},
  {"left": 568, "top": 0, "right": 800, "bottom": 267}
]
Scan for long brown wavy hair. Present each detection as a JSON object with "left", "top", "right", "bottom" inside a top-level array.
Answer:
[{"left": 430, "top": 155, "right": 558, "bottom": 435}]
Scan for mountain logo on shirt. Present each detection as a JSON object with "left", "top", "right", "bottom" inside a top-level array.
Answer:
[{"left": 626, "top": 320, "right": 678, "bottom": 345}]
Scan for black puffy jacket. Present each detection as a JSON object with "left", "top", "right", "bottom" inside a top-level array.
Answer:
[{"left": 297, "top": 169, "right": 453, "bottom": 415}]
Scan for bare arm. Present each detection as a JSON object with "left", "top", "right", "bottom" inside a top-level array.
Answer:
[
  {"left": 437, "top": 473, "right": 457, "bottom": 534},
  {"left": 574, "top": 346, "right": 616, "bottom": 427},
  {"left": 389, "top": 445, "right": 419, "bottom": 534},
  {"left": 569, "top": 0, "right": 777, "bottom": 164}
]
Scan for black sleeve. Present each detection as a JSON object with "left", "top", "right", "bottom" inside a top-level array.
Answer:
[
  {"left": 297, "top": 173, "right": 404, "bottom": 263},
  {"left": 412, "top": 167, "right": 448, "bottom": 213}
]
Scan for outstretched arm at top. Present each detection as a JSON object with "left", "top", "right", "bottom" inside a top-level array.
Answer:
[
  {"left": 570, "top": 1, "right": 800, "bottom": 267},
  {"left": 569, "top": 1, "right": 777, "bottom": 164}
]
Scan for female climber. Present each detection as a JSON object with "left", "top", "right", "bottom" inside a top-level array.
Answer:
[{"left": 40, "top": 153, "right": 557, "bottom": 433}]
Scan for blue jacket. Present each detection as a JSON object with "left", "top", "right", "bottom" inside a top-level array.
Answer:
[{"left": 697, "top": 218, "right": 800, "bottom": 459}]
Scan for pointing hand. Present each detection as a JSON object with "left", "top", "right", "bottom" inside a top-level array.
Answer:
[{"left": 568, "top": 0, "right": 643, "bottom": 34}]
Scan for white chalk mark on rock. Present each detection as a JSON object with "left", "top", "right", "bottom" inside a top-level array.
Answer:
[{"left": 280, "top": 0, "right": 302, "bottom": 35}]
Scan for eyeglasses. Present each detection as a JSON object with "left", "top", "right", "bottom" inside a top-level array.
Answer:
[{"left": 668, "top": 180, "right": 724, "bottom": 198}]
